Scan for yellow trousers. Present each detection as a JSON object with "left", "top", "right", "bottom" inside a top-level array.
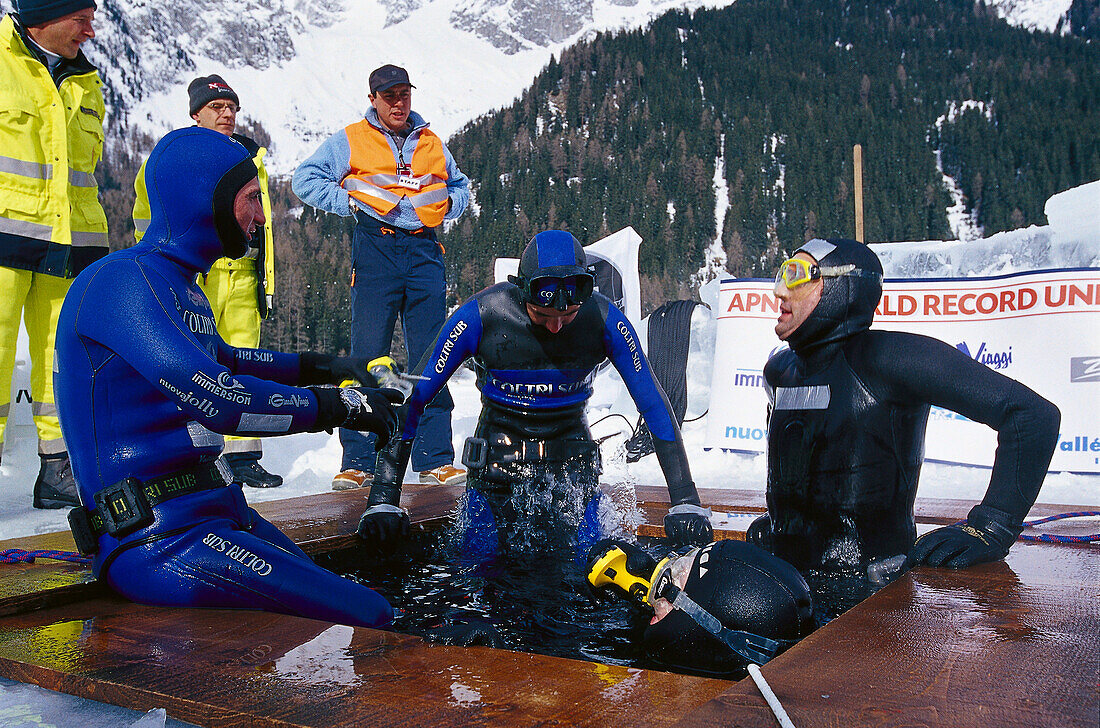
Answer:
[
  {"left": 0, "top": 267, "right": 69, "bottom": 455},
  {"left": 199, "top": 262, "right": 262, "bottom": 455}
]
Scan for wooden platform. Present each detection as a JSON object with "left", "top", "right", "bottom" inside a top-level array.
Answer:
[{"left": 0, "top": 485, "right": 1096, "bottom": 727}]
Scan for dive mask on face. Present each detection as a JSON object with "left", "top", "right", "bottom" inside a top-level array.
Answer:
[
  {"left": 527, "top": 274, "right": 595, "bottom": 311},
  {"left": 774, "top": 258, "right": 856, "bottom": 290},
  {"left": 647, "top": 548, "right": 699, "bottom": 604}
]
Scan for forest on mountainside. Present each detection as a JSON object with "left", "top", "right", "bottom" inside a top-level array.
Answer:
[
  {"left": 446, "top": 0, "right": 1099, "bottom": 304},
  {"left": 98, "top": 0, "right": 1100, "bottom": 355}
]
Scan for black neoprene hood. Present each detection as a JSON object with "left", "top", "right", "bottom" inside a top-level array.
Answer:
[
  {"left": 212, "top": 156, "right": 260, "bottom": 260},
  {"left": 784, "top": 238, "right": 884, "bottom": 354},
  {"left": 517, "top": 230, "right": 585, "bottom": 279},
  {"left": 643, "top": 540, "right": 814, "bottom": 677}
]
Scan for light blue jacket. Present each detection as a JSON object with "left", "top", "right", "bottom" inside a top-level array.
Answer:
[{"left": 292, "top": 108, "right": 470, "bottom": 230}]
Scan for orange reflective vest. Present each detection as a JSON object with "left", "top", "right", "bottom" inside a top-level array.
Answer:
[{"left": 342, "top": 120, "right": 450, "bottom": 228}]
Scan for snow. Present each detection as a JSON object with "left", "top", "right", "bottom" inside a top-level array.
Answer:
[
  {"left": 988, "top": 0, "right": 1073, "bottom": 34},
  {"left": 116, "top": 0, "right": 743, "bottom": 176},
  {"left": 88, "top": 0, "right": 1072, "bottom": 178}
]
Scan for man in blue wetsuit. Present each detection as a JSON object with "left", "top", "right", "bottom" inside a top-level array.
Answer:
[
  {"left": 748, "top": 238, "right": 1060, "bottom": 581},
  {"left": 55, "top": 127, "right": 400, "bottom": 628},
  {"left": 357, "top": 230, "right": 714, "bottom": 556}
]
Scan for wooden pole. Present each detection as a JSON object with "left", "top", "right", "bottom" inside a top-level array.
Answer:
[{"left": 853, "top": 144, "right": 865, "bottom": 243}]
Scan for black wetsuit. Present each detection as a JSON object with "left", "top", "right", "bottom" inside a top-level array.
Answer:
[
  {"left": 765, "top": 329, "right": 1058, "bottom": 569},
  {"left": 757, "top": 239, "right": 1059, "bottom": 573},
  {"left": 388, "top": 282, "right": 701, "bottom": 554}
]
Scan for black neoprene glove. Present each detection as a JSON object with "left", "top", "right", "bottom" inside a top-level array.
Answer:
[
  {"left": 342, "top": 387, "right": 402, "bottom": 445},
  {"left": 299, "top": 352, "right": 377, "bottom": 387},
  {"left": 357, "top": 439, "right": 413, "bottom": 548},
  {"left": 423, "top": 619, "right": 504, "bottom": 648},
  {"left": 307, "top": 386, "right": 402, "bottom": 443},
  {"left": 663, "top": 500, "right": 713, "bottom": 547},
  {"left": 906, "top": 504, "right": 1021, "bottom": 569}
]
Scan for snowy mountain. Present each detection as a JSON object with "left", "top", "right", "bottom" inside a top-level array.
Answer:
[
  {"left": 17, "top": 0, "right": 744, "bottom": 173},
  {"left": 1, "top": 0, "right": 1077, "bottom": 174}
]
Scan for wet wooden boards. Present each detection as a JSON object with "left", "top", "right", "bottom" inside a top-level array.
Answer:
[
  {"left": 0, "top": 595, "right": 732, "bottom": 727},
  {"left": 675, "top": 540, "right": 1100, "bottom": 728},
  {"left": 0, "top": 486, "right": 1096, "bottom": 727}
]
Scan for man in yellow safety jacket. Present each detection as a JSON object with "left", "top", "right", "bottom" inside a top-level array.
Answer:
[
  {"left": 0, "top": 0, "right": 108, "bottom": 508},
  {"left": 132, "top": 75, "right": 281, "bottom": 488},
  {"left": 293, "top": 64, "right": 470, "bottom": 492}
]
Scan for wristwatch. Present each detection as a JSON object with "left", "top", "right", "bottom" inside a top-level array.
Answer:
[{"left": 338, "top": 388, "right": 369, "bottom": 425}]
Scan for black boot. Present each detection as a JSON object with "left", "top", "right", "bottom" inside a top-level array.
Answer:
[
  {"left": 33, "top": 453, "right": 81, "bottom": 509},
  {"left": 224, "top": 452, "right": 283, "bottom": 488}
]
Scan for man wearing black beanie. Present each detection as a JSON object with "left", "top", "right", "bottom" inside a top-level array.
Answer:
[
  {"left": 1, "top": 0, "right": 107, "bottom": 509},
  {"left": 132, "top": 74, "right": 282, "bottom": 489}
]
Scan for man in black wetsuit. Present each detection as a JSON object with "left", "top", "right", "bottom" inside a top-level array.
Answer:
[
  {"left": 748, "top": 238, "right": 1060, "bottom": 575},
  {"left": 357, "top": 230, "right": 713, "bottom": 557}
]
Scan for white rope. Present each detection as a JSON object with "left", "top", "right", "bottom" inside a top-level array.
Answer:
[{"left": 746, "top": 663, "right": 797, "bottom": 728}]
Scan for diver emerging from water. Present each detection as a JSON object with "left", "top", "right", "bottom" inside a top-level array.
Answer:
[
  {"left": 586, "top": 538, "right": 814, "bottom": 677},
  {"left": 750, "top": 238, "right": 1060, "bottom": 583},
  {"left": 357, "top": 230, "right": 714, "bottom": 558}
]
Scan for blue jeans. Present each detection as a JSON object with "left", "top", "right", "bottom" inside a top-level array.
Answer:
[{"left": 340, "top": 215, "right": 455, "bottom": 472}]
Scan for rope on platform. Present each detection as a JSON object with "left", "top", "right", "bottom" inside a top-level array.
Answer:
[
  {"left": 0, "top": 548, "right": 91, "bottom": 565},
  {"left": 747, "top": 663, "right": 798, "bottom": 728},
  {"left": 947, "top": 510, "right": 1100, "bottom": 545},
  {"left": 1022, "top": 510, "right": 1100, "bottom": 526},
  {"left": 1018, "top": 510, "right": 1100, "bottom": 544}
]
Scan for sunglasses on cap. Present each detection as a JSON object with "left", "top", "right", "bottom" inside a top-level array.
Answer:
[
  {"left": 528, "top": 274, "right": 595, "bottom": 310},
  {"left": 774, "top": 258, "right": 858, "bottom": 290}
]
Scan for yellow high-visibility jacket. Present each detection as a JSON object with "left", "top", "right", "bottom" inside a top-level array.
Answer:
[
  {"left": 0, "top": 14, "right": 108, "bottom": 277},
  {"left": 133, "top": 133, "right": 275, "bottom": 316}
]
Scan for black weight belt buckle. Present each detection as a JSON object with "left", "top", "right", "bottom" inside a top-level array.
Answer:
[
  {"left": 462, "top": 437, "right": 488, "bottom": 470},
  {"left": 93, "top": 476, "right": 153, "bottom": 539},
  {"left": 492, "top": 439, "right": 598, "bottom": 464},
  {"left": 67, "top": 506, "right": 99, "bottom": 556}
]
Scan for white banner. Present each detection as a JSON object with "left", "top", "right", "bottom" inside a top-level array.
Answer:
[{"left": 705, "top": 268, "right": 1100, "bottom": 474}]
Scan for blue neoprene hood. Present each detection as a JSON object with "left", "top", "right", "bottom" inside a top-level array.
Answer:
[{"left": 140, "top": 127, "right": 256, "bottom": 273}]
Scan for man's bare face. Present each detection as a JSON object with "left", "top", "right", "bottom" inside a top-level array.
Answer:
[
  {"left": 774, "top": 252, "right": 823, "bottom": 340},
  {"left": 370, "top": 84, "right": 412, "bottom": 132},
  {"left": 233, "top": 178, "right": 264, "bottom": 241},
  {"left": 27, "top": 8, "right": 95, "bottom": 59},
  {"left": 192, "top": 100, "right": 238, "bottom": 136},
  {"left": 525, "top": 303, "right": 580, "bottom": 333}
]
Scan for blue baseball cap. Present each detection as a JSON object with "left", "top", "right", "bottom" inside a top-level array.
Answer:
[{"left": 369, "top": 65, "right": 415, "bottom": 94}]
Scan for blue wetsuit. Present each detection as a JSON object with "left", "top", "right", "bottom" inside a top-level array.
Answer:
[
  {"left": 396, "top": 283, "right": 701, "bottom": 555},
  {"left": 54, "top": 128, "right": 393, "bottom": 628}
]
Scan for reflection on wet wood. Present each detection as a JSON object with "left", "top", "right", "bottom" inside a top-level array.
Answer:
[
  {"left": 0, "top": 596, "right": 731, "bottom": 727},
  {"left": 0, "top": 530, "right": 100, "bottom": 617},
  {"left": 675, "top": 540, "right": 1100, "bottom": 728},
  {"left": 0, "top": 486, "right": 1096, "bottom": 727}
]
